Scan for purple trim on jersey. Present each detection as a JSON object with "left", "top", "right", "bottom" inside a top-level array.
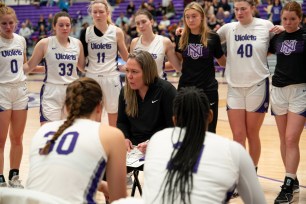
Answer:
[
  {"left": 43, "top": 60, "right": 48, "bottom": 83},
  {"left": 193, "top": 145, "right": 204, "bottom": 173},
  {"left": 226, "top": 104, "right": 230, "bottom": 111},
  {"left": 0, "top": 105, "right": 5, "bottom": 112},
  {"left": 271, "top": 108, "right": 306, "bottom": 117},
  {"left": 299, "top": 109, "right": 306, "bottom": 117},
  {"left": 119, "top": 75, "right": 123, "bottom": 87},
  {"left": 85, "top": 158, "right": 106, "bottom": 203},
  {"left": 271, "top": 109, "right": 276, "bottom": 116},
  {"left": 223, "top": 184, "right": 236, "bottom": 203},
  {"left": 254, "top": 78, "right": 269, "bottom": 113},
  {"left": 115, "top": 51, "right": 119, "bottom": 70},
  {"left": 39, "top": 84, "right": 48, "bottom": 122}
]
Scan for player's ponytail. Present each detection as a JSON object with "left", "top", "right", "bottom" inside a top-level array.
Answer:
[
  {"left": 40, "top": 77, "right": 102, "bottom": 155},
  {"left": 161, "top": 87, "right": 210, "bottom": 204}
]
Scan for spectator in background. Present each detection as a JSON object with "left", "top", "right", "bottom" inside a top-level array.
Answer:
[
  {"left": 223, "top": 10, "right": 232, "bottom": 23},
  {"left": 303, "top": 14, "right": 306, "bottom": 29},
  {"left": 271, "top": 0, "right": 282, "bottom": 25},
  {"left": 207, "top": 14, "right": 221, "bottom": 31},
  {"left": 216, "top": 7, "right": 225, "bottom": 25},
  {"left": 165, "top": 0, "right": 175, "bottom": 19},
  {"left": 77, "top": 10, "right": 83, "bottom": 24},
  {"left": 47, "top": 0, "right": 58, "bottom": 7},
  {"left": 203, "top": 0, "right": 214, "bottom": 18},
  {"left": 212, "top": 0, "right": 221, "bottom": 15},
  {"left": 158, "top": 15, "right": 171, "bottom": 31},
  {"left": 122, "top": 23, "right": 132, "bottom": 50},
  {"left": 264, "top": 0, "right": 273, "bottom": 21},
  {"left": 139, "top": 1, "right": 147, "bottom": 10},
  {"left": 162, "top": 0, "right": 170, "bottom": 13},
  {"left": 47, "top": 13, "right": 53, "bottom": 31},
  {"left": 128, "top": 14, "right": 137, "bottom": 38},
  {"left": 156, "top": 2, "right": 164, "bottom": 16},
  {"left": 126, "top": 0, "right": 135, "bottom": 17},
  {"left": 40, "top": 0, "right": 48, "bottom": 6},
  {"left": 146, "top": 0, "right": 156, "bottom": 17},
  {"left": 37, "top": 14, "right": 46, "bottom": 31},
  {"left": 58, "top": 0, "right": 69, "bottom": 12},
  {"left": 116, "top": 12, "right": 129, "bottom": 27},
  {"left": 19, "top": 22, "right": 32, "bottom": 41},
  {"left": 18, "top": 23, "right": 32, "bottom": 55},
  {"left": 220, "top": 0, "right": 231, "bottom": 13},
  {"left": 24, "top": 18, "right": 34, "bottom": 31},
  {"left": 37, "top": 24, "right": 48, "bottom": 42}
]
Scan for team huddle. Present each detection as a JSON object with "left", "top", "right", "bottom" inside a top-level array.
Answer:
[{"left": 0, "top": 0, "right": 305, "bottom": 203}]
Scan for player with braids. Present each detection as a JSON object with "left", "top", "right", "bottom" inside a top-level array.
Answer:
[
  {"left": 143, "top": 87, "right": 266, "bottom": 204},
  {"left": 39, "top": 80, "right": 88, "bottom": 155},
  {"left": 0, "top": 2, "right": 27, "bottom": 188},
  {"left": 26, "top": 77, "right": 127, "bottom": 203}
]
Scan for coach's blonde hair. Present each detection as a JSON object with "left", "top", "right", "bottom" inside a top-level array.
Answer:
[{"left": 124, "top": 51, "right": 158, "bottom": 117}]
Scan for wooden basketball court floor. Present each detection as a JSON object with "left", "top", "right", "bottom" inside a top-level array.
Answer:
[{"left": 3, "top": 73, "right": 306, "bottom": 203}]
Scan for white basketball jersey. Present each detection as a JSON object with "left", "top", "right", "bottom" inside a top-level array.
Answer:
[
  {"left": 0, "top": 33, "right": 26, "bottom": 84},
  {"left": 133, "top": 35, "right": 165, "bottom": 78},
  {"left": 144, "top": 128, "right": 265, "bottom": 203},
  {"left": 217, "top": 18, "right": 274, "bottom": 87},
  {"left": 26, "top": 119, "right": 107, "bottom": 203},
  {"left": 86, "top": 25, "right": 119, "bottom": 76},
  {"left": 43, "top": 36, "right": 80, "bottom": 85}
]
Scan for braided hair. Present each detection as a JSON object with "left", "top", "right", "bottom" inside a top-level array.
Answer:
[
  {"left": 162, "top": 87, "right": 211, "bottom": 204},
  {"left": 40, "top": 77, "right": 103, "bottom": 155}
]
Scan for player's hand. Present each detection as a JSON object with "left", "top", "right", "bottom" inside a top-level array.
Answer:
[
  {"left": 98, "top": 181, "right": 109, "bottom": 199},
  {"left": 125, "top": 139, "right": 133, "bottom": 152},
  {"left": 137, "top": 140, "right": 149, "bottom": 154},
  {"left": 175, "top": 27, "right": 183, "bottom": 36},
  {"left": 270, "top": 25, "right": 284, "bottom": 34}
]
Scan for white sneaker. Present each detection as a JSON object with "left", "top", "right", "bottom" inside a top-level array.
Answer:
[
  {"left": 126, "top": 172, "right": 133, "bottom": 189},
  {"left": 8, "top": 175, "right": 24, "bottom": 188},
  {"left": 0, "top": 182, "right": 7, "bottom": 187}
]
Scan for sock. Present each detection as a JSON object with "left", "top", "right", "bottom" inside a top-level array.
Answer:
[
  {"left": 0, "top": 175, "right": 5, "bottom": 183},
  {"left": 9, "top": 169, "right": 19, "bottom": 180},
  {"left": 285, "top": 173, "right": 296, "bottom": 180}
]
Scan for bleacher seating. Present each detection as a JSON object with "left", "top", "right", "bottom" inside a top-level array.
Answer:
[
  {"left": 11, "top": 2, "right": 88, "bottom": 43},
  {"left": 111, "top": 0, "right": 184, "bottom": 25},
  {"left": 12, "top": 2, "right": 88, "bottom": 29}
]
